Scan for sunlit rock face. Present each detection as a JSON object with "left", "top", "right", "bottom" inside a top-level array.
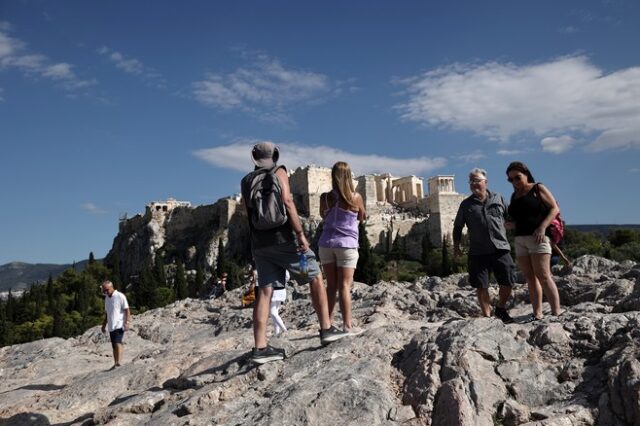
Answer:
[{"left": 1, "top": 255, "right": 639, "bottom": 425}]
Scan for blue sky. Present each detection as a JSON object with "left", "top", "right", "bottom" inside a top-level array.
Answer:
[{"left": 1, "top": 1, "right": 639, "bottom": 264}]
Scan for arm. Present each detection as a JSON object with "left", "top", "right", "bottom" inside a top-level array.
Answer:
[
  {"left": 124, "top": 309, "right": 131, "bottom": 331},
  {"left": 452, "top": 205, "right": 465, "bottom": 258},
  {"left": 355, "top": 193, "right": 367, "bottom": 222},
  {"left": 502, "top": 195, "right": 515, "bottom": 231},
  {"left": 535, "top": 184, "right": 560, "bottom": 243},
  {"left": 101, "top": 314, "right": 107, "bottom": 333},
  {"left": 276, "top": 167, "right": 308, "bottom": 251}
]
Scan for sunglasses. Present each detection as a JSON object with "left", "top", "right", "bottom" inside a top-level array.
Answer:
[
  {"left": 469, "top": 178, "right": 486, "bottom": 184},
  {"left": 507, "top": 175, "right": 523, "bottom": 183}
]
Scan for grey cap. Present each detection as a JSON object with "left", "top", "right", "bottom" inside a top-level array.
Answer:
[{"left": 251, "top": 142, "right": 280, "bottom": 168}]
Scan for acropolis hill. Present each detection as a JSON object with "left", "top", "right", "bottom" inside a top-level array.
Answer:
[{"left": 106, "top": 166, "right": 465, "bottom": 281}]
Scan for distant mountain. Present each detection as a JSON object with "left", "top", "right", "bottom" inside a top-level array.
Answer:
[
  {"left": 566, "top": 224, "right": 640, "bottom": 237},
  {"left": 0, "top": 260, "right": 90, "bottom": 293}
]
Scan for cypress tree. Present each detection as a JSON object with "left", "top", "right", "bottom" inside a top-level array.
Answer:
[
  {"left": 441, "top": 235, "right": 452, "bottom": 277},
  {"left": 154, "top": 252, "right": 167, "bottom": 287},
  {"left": 88, "top": 252, "right": 96, "bottom": 265},
  {"left": 216, "top": 238, "right": 226, "bottom": 277},
  {"left": 194, "top": 266, "right": 205, "bottom": 298},
  {"left": 46, "top": 275, "right": 55, "bottom": 314},
  {"left": 355, "top": 222, "right": 382, "bottom": 285},
  {"left": 175, "top": 260, "right": 188, "bottom": 300},
  {"left": 111, "top": 251, "right": 122, "bottom": 288}
]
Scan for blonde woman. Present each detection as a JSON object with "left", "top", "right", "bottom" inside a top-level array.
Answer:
[{"left": 318, "top": 162, "right": 366, "bottom": 334}]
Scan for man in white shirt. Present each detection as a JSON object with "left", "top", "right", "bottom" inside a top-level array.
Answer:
[{"left": 101, "top": 280, "right": 131, "bottom": 369}]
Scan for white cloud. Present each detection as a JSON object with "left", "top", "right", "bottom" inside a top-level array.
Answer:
[
  {"left": 81, "top": 203, "right": 108, "bottom": 214},
  {"left": 0, "top": 87, "right": 4, "bottom": 101},
  {"left": 541, "top": 135, "right": 575, "bottom": 154},
  {"left": 0, "top": 25, "right": 94, "bottom": 93},
  {"left": 496, "top": 149, "right": 525, "bottom": 156},
  {"left": 193, "top": 142, "right": 446, "bottom": 176},
  {"left": 396, "top": 55, "right": 640, "bottom": 152},
  {"left": 629, "top": 168, "right": 640, "bottom": 173},
  {"left": 97, "top": 46, "right": 165, "bottom": 87},
  {"left": 454, "top": 151, "right": 487, "bottom": 163},
  {"left": 559, "top": 26, "right": 578, "bottom": 34},
  {"left": 192, "top": 52, "right": 333, "bottom": 123},
  {"left": 42, "top": 63, "right": 74, "bottom": 80}
]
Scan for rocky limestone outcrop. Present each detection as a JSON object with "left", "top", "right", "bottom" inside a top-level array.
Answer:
[
  {"left": 106, "top": 199, "right": 427, "bottom": 285},
  {"left": 1, "top": 255, "right": 639, "bottom": 425}
]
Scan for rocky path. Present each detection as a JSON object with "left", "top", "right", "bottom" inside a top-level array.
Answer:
[{"left": 1, "top": 255, "right": 639, "bottom": 425}]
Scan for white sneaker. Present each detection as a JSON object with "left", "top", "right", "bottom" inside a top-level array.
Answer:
[{"left": 344, "top": 326, "right": 364, "bottom": 336}]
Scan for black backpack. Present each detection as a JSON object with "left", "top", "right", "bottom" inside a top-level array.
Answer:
[{"left": 248, "top": 166, "right": 288, "bottom": 230}]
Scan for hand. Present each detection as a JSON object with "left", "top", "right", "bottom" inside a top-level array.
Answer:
[
  {"left": 101, "top": 324, "right": 106, "bottom": 334},
  {"left": 534, "top": 226, "right": 546, "bottom": 243},
  {"left": 124, "top": 322, "right": 129, "bottom": 331},
  {"left": 297, "top": 233, "right": 310, "bottom": 253},
  {"left": 504, "top": 221, "right": 515, "bottom": 231}
]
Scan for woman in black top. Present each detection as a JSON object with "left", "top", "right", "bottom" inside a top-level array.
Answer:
[{"left": 506, "top": 161, "right": 562, "bottom": 321}]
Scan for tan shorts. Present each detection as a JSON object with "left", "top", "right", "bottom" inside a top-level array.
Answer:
[
  {"left": 514, "top": 236, "right": 552, "bottom": 256},
  {"left": 318, "top": 247, "right": 359, "bottom": 268}
]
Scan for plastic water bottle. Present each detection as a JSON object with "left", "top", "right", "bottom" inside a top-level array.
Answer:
[{"left": 299, "top": 252, "right": 308, "bottom": 277}]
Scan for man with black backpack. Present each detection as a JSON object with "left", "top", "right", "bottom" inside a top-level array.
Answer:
[{"left": 240, "top": 142, "right": 348, "bottom": 364}]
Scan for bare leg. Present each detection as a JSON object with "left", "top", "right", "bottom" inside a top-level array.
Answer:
[
  {"left": 337, "top": 266, "right": 355, "bottom": 329},
  {"left": 309, "top": 272, "right": 331, "bottom": 330},
  {"left": 323, "top": 262, "right": 338, "bottom": 321},
  {"left": 114, "top": 343, "right": 123, "bottom": 366},
  {"left": 517, "top": 255, "right": 543, "bottom": 319},
  {"left": 476, "top": 288, "right": 491, "bottom": 317},
  {"left": 253, "top": 286, "right": 273, "bottom": 348},
  {"left": 497, "top": 286, "right": 512, "bottom": 308},
  {"left": 531, "top": 253, "right": 562, "bottom": 315}
]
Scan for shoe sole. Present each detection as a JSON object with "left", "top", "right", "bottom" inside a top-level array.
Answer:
[
  {"left": 320, "top": 333, "right": 349, "bottom": 345},
  {"left": 251, "top": 355, "right": 285, "bottom": 364}
]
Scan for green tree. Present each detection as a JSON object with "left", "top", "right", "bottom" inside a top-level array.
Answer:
[
  {"left": 355, "top": 222, "right": 383, "bottom": 285},
  {"left": 192, "top": 266, "right": 205, "bottom": 298},
  {"left": 175, "top": 260, "right": 188, "bottom": 300},
  {"left": 608, "top": 229, "right": 640, "bottom": 248},
  {"left": 154, "top": 253, "right": 167, "bottom": 288},
  {"left": 216, "top": 238, "right": 226, "bottom": 277},
  {"left": 46, "top": 274, "right": 55, "bottom": 315},
  {"left": 441, "top": 235, "right": 452, "bottom": 277},
  {"left": 89, "top": 251, "right": 96, "bottom": 265},
  {"left": 110, "top": 251, "right": 122, "bottom": 288}
]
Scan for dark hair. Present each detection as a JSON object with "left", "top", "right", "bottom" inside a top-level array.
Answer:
[{"left": 506, "top": 161, "right": 535, "bottom": 183}]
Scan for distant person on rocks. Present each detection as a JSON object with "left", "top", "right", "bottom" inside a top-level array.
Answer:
[
  {"left": 506, "top": 161, "right": 563, "bottom": 322},
  {"left": 453, "top": 168, "right": 515, "bottom": 323},
  {"left": 270, "top": 271, "right": 289, "bottom": 335},
  {"left": 240, "top": 142, "right": 348, "bottom": 364},
  {"left": 318, "top": 161, "right": 366, "bottom": 334},
  {"left": 100, "top": 280, "right": 131, "bottom": 369}
]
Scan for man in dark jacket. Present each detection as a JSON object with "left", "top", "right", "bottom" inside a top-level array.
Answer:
[{"left": 453, "top": 168, "right": 515, "bottom": 323}]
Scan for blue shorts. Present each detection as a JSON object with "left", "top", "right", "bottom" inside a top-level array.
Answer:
[
  {"left": 253, "top": 243, "right": 321, "bottom": 288},
  {"left": 109, "top": 328, "right": 124, "bottom": 345}
]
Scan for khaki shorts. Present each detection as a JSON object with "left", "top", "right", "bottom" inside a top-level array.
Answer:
[
  {"left": 514, "top": 236, "right": 552, "bottom": 256},
  {"left": 318, "top": 247, "right": 359, "bottom": 268}
]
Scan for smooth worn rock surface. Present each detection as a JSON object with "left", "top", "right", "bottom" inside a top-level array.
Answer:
[{"left": 1, "top": 255, "right": 639, "bottom": 425}]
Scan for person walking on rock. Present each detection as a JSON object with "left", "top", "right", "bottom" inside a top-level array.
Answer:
[
  {"left": 453, "top": 168, "right": 515, "bottom": 323},
  {"left": 506, "top": 161, "right": 562, "bottom": 322},
  {"left": 100, "top": 280, "right": 131, "bottom": 369},
  {"left": 318, "top": 161, "right": 366, "bottom": 334},
  {"left": 241, "top": 142, "right": 348, "bottom": 364}
]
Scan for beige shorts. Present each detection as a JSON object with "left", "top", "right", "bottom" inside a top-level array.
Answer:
[
  {"left": 514, "top": 235, "right": 552, "bottom": 256},
  {"left": 318, "top": 247, "right": 359, "bottom": 268}
]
